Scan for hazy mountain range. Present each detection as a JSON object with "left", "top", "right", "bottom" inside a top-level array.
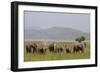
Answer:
[{"left": 24, "top": 27, "right": 90, "bottom": 40}]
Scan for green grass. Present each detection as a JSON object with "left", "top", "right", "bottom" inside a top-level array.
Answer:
[{"left": 24, "top": 41, "right": 90, "bottom": 62}]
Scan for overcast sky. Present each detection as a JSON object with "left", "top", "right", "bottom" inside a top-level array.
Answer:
[{"left": 24, "top": 11, "right": 90, "bottom": 33}]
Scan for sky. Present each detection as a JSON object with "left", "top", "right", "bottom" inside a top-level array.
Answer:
[{"left": 24, "top": 11, "right": 90, "bottom": 33}]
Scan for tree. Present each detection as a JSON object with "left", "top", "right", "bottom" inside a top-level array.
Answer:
[
  {"left": 81, "top": 36, "right": 85, "bottom": 41},
  {"left": 75, "top": 36, "right": 86, "bottom": 43}
]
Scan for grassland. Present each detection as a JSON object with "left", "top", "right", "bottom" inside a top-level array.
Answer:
[{"left": 24, "top": 41, "right": 90, "bottom": 62}]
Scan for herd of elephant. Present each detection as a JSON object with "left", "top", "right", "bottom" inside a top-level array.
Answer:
[{"left": 25, "top": 42, "right": 86, "bottom": 54}]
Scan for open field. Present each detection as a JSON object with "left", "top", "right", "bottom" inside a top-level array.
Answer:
[{"left": 24, "top": 41, "right": 90, "bottom": 62}]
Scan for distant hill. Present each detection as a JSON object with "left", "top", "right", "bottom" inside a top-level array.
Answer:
[{"left": 24, "top": 27, "right": 90, "bottom": 40}]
